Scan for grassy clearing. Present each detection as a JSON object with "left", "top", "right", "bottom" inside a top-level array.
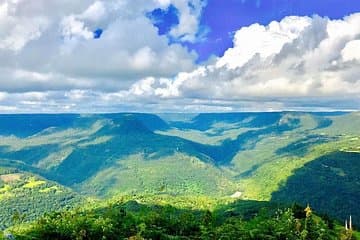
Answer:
[
  {"left": 0, "top": 173, "right": 22, "bottom": 183},
  {"left": 0, "top": 184, "right": 11, "bottom": 194},
  {"left": 39, "top": 186, "right": 62, "bottom": 193},
  {"left": 22, "top": 177, "right": 46, "bottom": 189},
  {"left": 0, "top": 185, "right": 13, "bottom": 200}
]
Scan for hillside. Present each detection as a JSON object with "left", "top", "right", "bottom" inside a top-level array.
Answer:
[
  {"left": 272, "top": 151, "right": 360, "bottom": 226},
  {"left": 0, "top": 167, "right": 82, "bottom": 230},
  {"left": 3, "top": 195, "right": 355, "bottom": 240},
  {"left": 0, "top": 112, "right": 359, "bottom": 232}
]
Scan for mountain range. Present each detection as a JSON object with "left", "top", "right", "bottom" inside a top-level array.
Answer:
[{"left": 0, "top": 112, "right": 359, "bottom": 231}]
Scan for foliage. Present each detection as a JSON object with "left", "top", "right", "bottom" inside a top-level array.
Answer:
[
  {"left": 0, "top": 172, "right": 82, "bottom": 230},
  {"left": 6, "top": 198, "right": 351, "bottom": 240},
  {"left": 0, "top": 112, "right": 360, "bottom": 236},
  {"left": 272, "top": 151, "right": 360, "bottom": 226}
]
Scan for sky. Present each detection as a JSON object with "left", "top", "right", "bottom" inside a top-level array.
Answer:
[{"left": 0, "top": 0, "right": 360, "bottom": 113}]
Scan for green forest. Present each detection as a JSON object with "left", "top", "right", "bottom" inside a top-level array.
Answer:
[
  {"left": 1, "top": 0, "right": 360, "bottom": 236},
  {"left": 0, "top": 112, "right": 359, "bottom": 239},
  {"left": 2, "top": 195, "right": 357, "bottom": 240}
]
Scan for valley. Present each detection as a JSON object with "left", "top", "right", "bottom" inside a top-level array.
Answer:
[{"left": 0, "top": 112, "right": 359, "bottom": 238}]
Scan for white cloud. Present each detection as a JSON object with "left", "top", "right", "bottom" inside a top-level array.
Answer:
[
  {"left": 0, "top": 1, "right": 359, "bottom": 112},
  {"left": 217, "top": 16, "right": 311, "bottom": 69},
  {"left": 13, "top": 69, "right": 53, "bottom": 82},
  {"left": 168, "top": 0, "right": 207, "bottom": 42},
  {"left": 64, "top": 90, "right": 89, "bottom": 100},
  {"left": 129, "top": 77, "right": 156, "bottom": 96},
  {"left": 0, "top": 92, "right": 8, "bottom": 101},
  {"left": 0, "top": 105, "right": 17, "bottom": 111},
  {"left": 130, "top": 13, "right": 360, "bottom": 110},
  {"left": 80, "top": 1, "right": 106, "bottom": 22},
  {"left": 61, "top": 15, "right": 94, "bottom": 40},
  {"left": 342, "top": 40, "right": 360, "bottom": 61},
  {"left": 0, "top": 0, "right": 201, "bottom": 93},
  {"left": 0, "top": 1, "right": 49, "bottom": 51},
  {"left": 131, "top": 47, "right": 157, "bottom": 70}
]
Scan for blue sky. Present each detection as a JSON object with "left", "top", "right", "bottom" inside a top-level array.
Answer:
[
  {"left": 149, "top": 0, "right": 360, "bottom": 61},
  {"left": 0, "top": 0, "right": 359, "bottom": 112}
]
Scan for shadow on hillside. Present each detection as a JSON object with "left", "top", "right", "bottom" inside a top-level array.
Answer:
[
  {"left": 271, "top": 151, "right": 360, "bottom": 227},
  {"left": 0, "top": 113, "right": 302, "bottom": 186},
  {"left": 275, "top": 134, "right": 335, "bottom": 157}
]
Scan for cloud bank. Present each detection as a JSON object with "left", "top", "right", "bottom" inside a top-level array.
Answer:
[{"left": 0, "top": 0, "right": 359, "bottom": 112}]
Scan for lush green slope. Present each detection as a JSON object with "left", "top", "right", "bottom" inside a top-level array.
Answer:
[
  {"left": 235, "top": 134, "right": 360, "bottom": 200},
  {"left": 1, "top": 113, "right": 298, "bottom": 195},
  {"left": 272, "top": 151, "right": 360, "bottom": 226},
  {"left": 79, "top": 153, "right": 237, "bottom": 197},
  {"left": 3, "top": 195, "right": 355, "bottom": 240},
  {"left": 0, "top": 168, "right": 82, "bottom": 230},
  {"left": 0, "top": 112, "right": 359, "bottom": 233}
]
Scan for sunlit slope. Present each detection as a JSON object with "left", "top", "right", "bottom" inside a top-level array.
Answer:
[
  {"left": 0, "top": 167, "right": 81, "bottom": 229},
  {"left": 0, "top": 112, "right": 359, "bottom": 226},
  {"left": 0, "top": 113, "right": 241, "bottom": 196},
  {"left": 79, "top": 153, "right": 237, "bottom": 197},
  {"left": 157, "top": 112, "right": 360, "bottom": 224},
  {"left": 0, "top": 112, "right": 301, "bottom": 196}
]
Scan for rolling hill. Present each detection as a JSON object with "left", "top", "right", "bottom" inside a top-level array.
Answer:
[
  {"left": 0, "top": 112, "right": 359, "bottom": 231},
  {"left": 0, "top": 167, "right": 82, "bottom": 230}
]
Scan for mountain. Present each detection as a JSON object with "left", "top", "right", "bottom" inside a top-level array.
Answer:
[{"left": 0, "top": 112, "right": 359, "bottom": 232}]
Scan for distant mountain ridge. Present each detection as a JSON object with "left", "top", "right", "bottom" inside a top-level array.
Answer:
[{"left": 0, "top": 112, "right": 359, "bottom": 228}]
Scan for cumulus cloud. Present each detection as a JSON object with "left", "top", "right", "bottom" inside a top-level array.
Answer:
[
  {"left": 124, "top": 13, "right": 360, "bottom": 111},
  {"left": 61, "top": 15, "right": 94, "bottom": 40},
  {"left": 342, "top": 40, "right": 360, "bottom": 61},
  {"left": 0, "top": 1, "right": 49, "bottom": 51},
  {"left": 0, "top": 2, "right": 359, "bottom": 112},
  {"left": 0, "top": 0, "right": 203, "bottom": 93},
  {"left": 167, "top": 0, "right": 207, "bottom": 42},
  {"left": 80, "top": 1, "right": 106, "bottom": 22}
]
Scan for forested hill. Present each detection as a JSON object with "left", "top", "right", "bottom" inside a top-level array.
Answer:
[
  {"left": 3, "top": 195, "right": 358, "bottom": 240},
  {"left": 0, "top": 112, "right": 359, "bottom": 237}
]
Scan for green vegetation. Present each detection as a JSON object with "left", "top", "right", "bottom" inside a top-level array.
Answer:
[
  {"left": 272, "top": 151, "right": 360, "bottom": 226},
  {"left": 0, "top": 112, "right": 359, "bottom": 238},
  {"left": 80, "top": 153, "right": 237, "bottom": 197},
  {"left": 237, "top": 136, "right": 360, "bottom": 201},
  {"left": 0, "top": 169, "right": 82, "bottom": 230},
  {"left": 4, "top": 196, "right": 356, "bottom": 240}
]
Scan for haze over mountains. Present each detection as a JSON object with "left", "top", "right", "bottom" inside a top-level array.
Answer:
[{"left": 0, "top": 111, "right": 359, "bottom": 231}]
